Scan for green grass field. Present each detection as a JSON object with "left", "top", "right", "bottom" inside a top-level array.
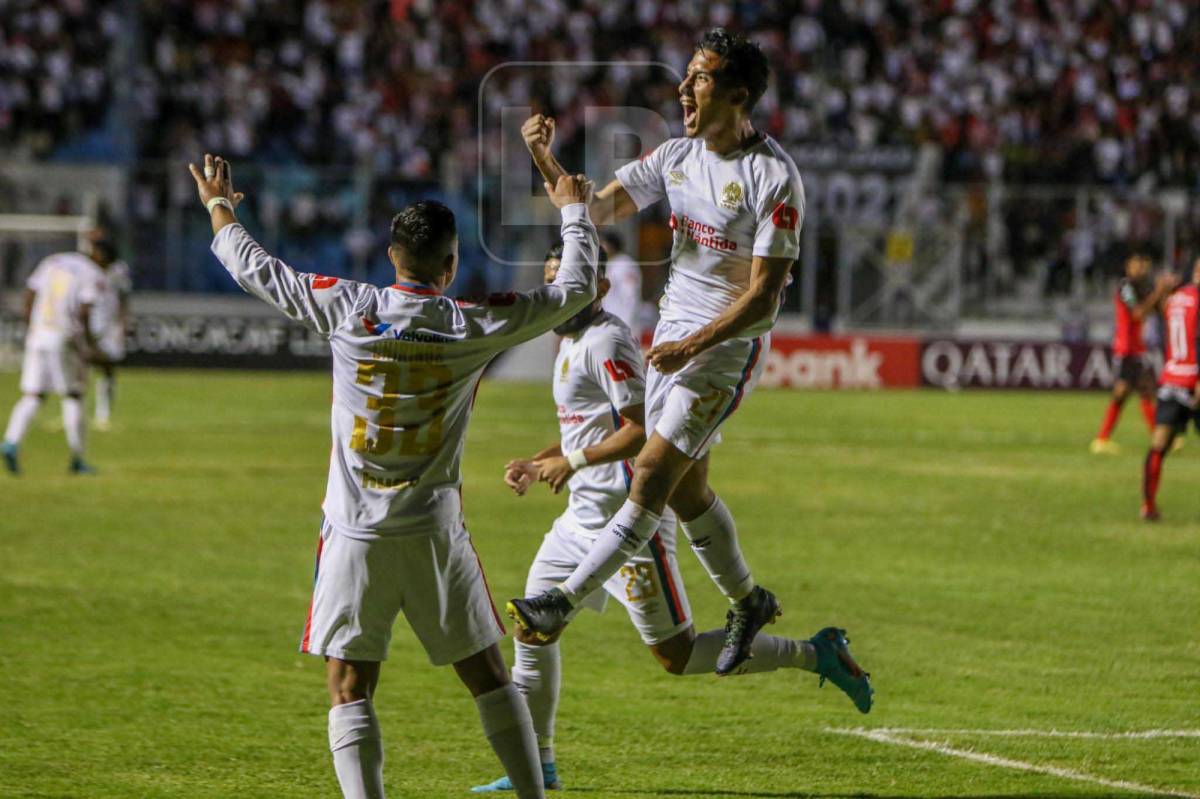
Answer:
[{"left": 1, "top": 370, "right": 1197, "bottom": 799}]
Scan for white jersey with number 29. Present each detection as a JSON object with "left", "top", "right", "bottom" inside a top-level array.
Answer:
[
  {"left": 210, "top": 204, "right": 598, "bottom": 539},
  {"left": 615, "top": 135, "right": 804, "bottom": 340}
]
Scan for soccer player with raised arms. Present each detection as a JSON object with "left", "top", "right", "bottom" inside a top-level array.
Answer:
[
  {"left": 473, "top": 244, "right": 869, "bottom": 793},
  {"left": 190, "top": 154, "right": 602, "bottom": 799},
  {"left": 507, "top": 28, "right": 872, "bottom": 711}
]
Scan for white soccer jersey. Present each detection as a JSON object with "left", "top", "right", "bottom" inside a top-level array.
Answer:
[
  {"left": 553, "top": 311, "right": 645, "bottom": 537},
  {"left": 615, "top": 135, "right": 804, "bottom": 339},
  {"left": 601, "top": 252, "right": 643, "bottom": 342},
  {"left": 210, "top": 204, "right": 598, "bottom": 538},
  {"left": 25, "top": 253, "right": 104, "bottom": 349},
  {"left": 90, "top": 259, "right": 132, "bottom": 339}
]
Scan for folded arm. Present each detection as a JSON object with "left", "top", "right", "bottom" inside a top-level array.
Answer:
[{"left": 649, "top": 255, "right": 792, "bottom": 373}]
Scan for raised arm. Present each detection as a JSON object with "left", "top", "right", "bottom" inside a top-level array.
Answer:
[
  {"left": 522, "top": 115, "right": 638, "bottom": 225},
  {"left": 462, "top": 174, "right": 600, "bottom": 347},
  {"left": 1131, "top": 273, "right": 1179, "bottom": 321},
  {"left": 189, "top": 154, "right": 362, "bottom": 336}
]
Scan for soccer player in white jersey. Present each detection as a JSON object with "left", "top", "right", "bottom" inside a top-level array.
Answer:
[
  {"left": 3, "top": 242, "right": 108, "bottom": 475},
  {"left": 508, "top": 28, "right": 872, "bottom": 711},
  {"left": 472, "top": 245, "right": 844, "bottom": 793},
  {"left": 189, "top": 153, "right": 602, "bottom": 799},
  {"left": 86, "top": 231, "right": 131, "bottom": 430},
  {"left": 599, "top": 231, "right": 643, "bottom": 342}
]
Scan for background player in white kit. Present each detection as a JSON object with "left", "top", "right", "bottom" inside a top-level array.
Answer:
[
  {"left": 508, "top": 28, "right": 872, "bottom": 711},
  {"left": 472, "top": 245, "right": 843, "bottom": 793},
  {"left": 599, "top": 231, "right": 644, "bottom": 343},
  {"left": 189, "top": 154, "right": 602, "bottom": 799},
  {"left": 85, "top": 230, "right": 132, "bottom": 430},
  {"left": 3, "top": 239, "right": 109, "bottom": 475}
]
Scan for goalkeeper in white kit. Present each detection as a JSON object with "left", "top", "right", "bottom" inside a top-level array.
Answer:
[{"left": 189, "top": 154, "right": 600, "bottom": 799}]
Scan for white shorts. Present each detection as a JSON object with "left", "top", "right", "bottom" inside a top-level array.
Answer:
[
  {"left": 300, "top": 518, "right": 507, "bottom": 665},
  {"left": 525, "top": 516, "right": 691, "bottom": 645},
  {"left": 646, "top": 319, "right": 769, "bottom": 460},
  {"left": 97, "top": 328, "right": 126, "bottom": 362},
  {"left": 20, "top": 345, "right": 86, "bottom": 395}
]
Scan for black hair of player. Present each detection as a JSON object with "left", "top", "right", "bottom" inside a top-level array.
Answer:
[
  {"left": 697, "top": 28, "right": 769, "bottom": 111},
  {"left": 390, "top": 201, "right": 457, "bottom": 264},
  {"left": 601, "top": 230, "right": 624, "bottom": 253},
  {"left": 544, "top": 241, "right": 607, "bottom": 279},
  {"left": 90, "top": 238, "right": 118, "bottom": 264}
]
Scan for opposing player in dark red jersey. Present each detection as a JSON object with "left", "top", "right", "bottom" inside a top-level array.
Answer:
[
  {"left": 1141, "top": 258, "right": 1200, "bottom": 520},
  {"left": 1091, "top": 254, "right": 1176, "bottom": 454}
]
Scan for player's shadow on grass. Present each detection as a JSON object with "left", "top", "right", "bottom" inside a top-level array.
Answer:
[{"left": 569, "top": 790, "right": 1143, "bottom": 799}]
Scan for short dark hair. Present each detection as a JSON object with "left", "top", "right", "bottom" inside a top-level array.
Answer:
[
  {"left": 545, "top": 241, "right": 607, "bottom": 279},
  {"left": 390, "top": 201, "right": 457, "bottom": 265},
  {"left": 697, "top": 28, "right": 769, "bottom": 111}
]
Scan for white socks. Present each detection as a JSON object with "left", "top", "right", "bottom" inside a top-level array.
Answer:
[
  {"left": 561, "top": 501, "right": 661, "bottom": 604},
  {"left": 475, "top": 683, "right": 544, "bottom": 799},
  {"left": 62, "top": 396, "right": 85, "bottom": 457},
  {"left": 512, "top": 640, "right": 561, "bottom": 762},
  {"left": 4, "top": 395, "right": 41, "bottom": 444},
  {"left": 680, "top": 496, "right": 754, "bottom": 601},
  {"left": 328, "top": 699, "right": 385, "bottom": 799},
  {"left": 682, "top": 629, "right": 817, "bottom": 676},
  {"left": 95, "top": 374, "right": 114, "bottom": 424}
]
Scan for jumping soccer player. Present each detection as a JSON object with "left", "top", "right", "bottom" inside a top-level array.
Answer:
[
  {"left": 507, "top": 27, "right": 871, "bottom": 706},
  {"left": 1091, "top": 253, "right": 1176, "bottom": 454},
  {"left": 2, "top": 240, "right": 108, "bottom": 475},
  {"left": 190, "top": 154, "right": 602, "bottom": 799},
  {"left": 1141, "top": 258, "right": 1200, "bottom": 521},
  {"left": 473, "top": 244, "right": 865, "bottom": 794}
]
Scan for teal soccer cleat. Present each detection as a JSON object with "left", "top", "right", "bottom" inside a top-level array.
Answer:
[
  {"left": 470, "top": 762, "right": 560, "bottom": 792},
  {"left": 810, "top": 626, "right": 873, "bottom": 714},
  {"left": 2, "top": 441, "right": 18, "bottom": 475}
]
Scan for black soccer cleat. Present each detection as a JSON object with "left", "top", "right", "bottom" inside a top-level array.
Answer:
[
  {"left": 715, "top": 585, "right": 781, "bottom": 675},
  {"left": 506, "top": 588, "right": 573, "bottom": 641}
]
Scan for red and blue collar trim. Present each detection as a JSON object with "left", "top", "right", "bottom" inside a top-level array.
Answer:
[{"left": 391, "top": 280, "right": 441, "bottom": 296}]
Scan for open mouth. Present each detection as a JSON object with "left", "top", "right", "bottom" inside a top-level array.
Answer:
[{"left": 681, "top": 99, "right": 697, "bottom": 127}]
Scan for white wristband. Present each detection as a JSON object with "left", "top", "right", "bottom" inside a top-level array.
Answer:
[
  {"left": 566, "top": 448, "right": 588, "bottom": 470},
  {"left": 206, "top": 196, "right": 234, "bottom": 214}
]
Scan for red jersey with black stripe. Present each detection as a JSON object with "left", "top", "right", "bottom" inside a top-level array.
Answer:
[
  {"left": 1112, "top": 278, "right": 1148, "bottom": 356},
  {"left": 1160, "top": 284, "right": 1199, "bottom": 390}
]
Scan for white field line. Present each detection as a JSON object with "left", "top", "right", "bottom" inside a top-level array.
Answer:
[
  {"left": 827, "top": 727, "right": 1200, "bottom": 799},
  {"left": 855, "top": 727, "right": 1200, "bottom": 740}
]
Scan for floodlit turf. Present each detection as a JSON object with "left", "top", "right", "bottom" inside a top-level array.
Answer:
[{"left": 1, "top": 370, "right": 1197, "bottom": 798}]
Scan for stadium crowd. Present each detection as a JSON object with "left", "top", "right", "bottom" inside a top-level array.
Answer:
[{"left": 1, "top": 0, "right": 1196, "bottom": 188}]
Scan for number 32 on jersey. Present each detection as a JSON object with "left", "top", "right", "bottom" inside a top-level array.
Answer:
[{"left": 350, "top": 357, "right": 451, "bottom": 456}]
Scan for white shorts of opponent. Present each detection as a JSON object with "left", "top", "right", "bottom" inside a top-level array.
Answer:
[
  {"left": 300, "top": 518, "right": 507, "bottom": 665},
  {"left": 524, "top": 515, "right": 691, "bottom": 645},
  {"left": 20, "top": 345, "right": 86, "bottom": 395},
  {"left": 645, "top": 318, "right": 770, "bottom": 460}
]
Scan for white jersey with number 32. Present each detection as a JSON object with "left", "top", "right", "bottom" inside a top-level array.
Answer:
[
  {"left": 25, "top": 253, "right": 104, "bottom": 350},
  {"left": 615, "top": 135, "right": 804, "bottom": 339},
  {"left": 210, "top": 205, "right": 598, "bottom": 538}
]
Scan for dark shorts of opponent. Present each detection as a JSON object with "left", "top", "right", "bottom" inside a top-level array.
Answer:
[
  {"left": 1115, "top": 354, "right": 1154, "bottom": 387},
  {"left": 1155, "top": 385, "right": 1200, "bottom": 433}
]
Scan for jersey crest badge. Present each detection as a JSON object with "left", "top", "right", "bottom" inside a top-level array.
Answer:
[
  {"left": 668, "top": 170, "right": 687, "bottom": 186},
  {"left": 720, "top": 181, "right": 743, "bottom": 210},
  {"left": 559, "top": 357, "right": 570, "bottom": 381}
]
